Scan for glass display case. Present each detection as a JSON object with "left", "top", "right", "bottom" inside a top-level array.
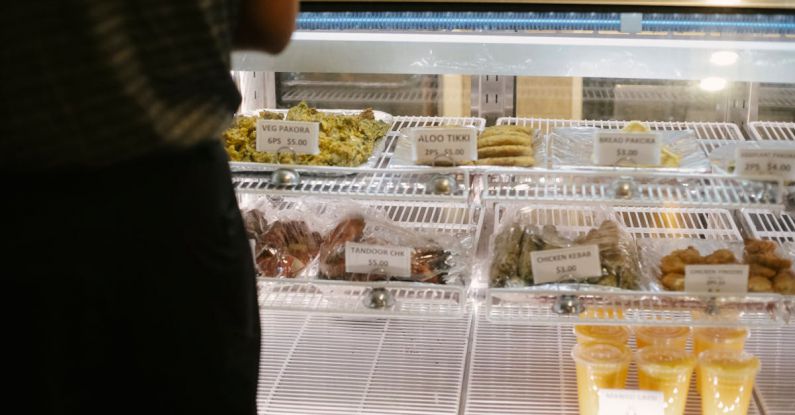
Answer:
[{"left": 229, "top": 1, "right": 795, "bottom": 414}]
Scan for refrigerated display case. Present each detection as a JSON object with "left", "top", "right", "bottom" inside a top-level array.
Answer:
[{"left": 227, "top": 1, "right": 795, "bottom": 414}]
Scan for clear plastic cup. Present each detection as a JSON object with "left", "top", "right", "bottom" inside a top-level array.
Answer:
[
  {"left": 572, "top": 343, "right": 632, "bottom": 415},
  {"left": 693, "top": 327, "right": 749, "bottom": 393},
  {"left": 574, "top": 325, "right": 631, "bottom": 346},
  {"left": 637, "top": 347, "right": 696, "bottom": 415},
  {"left": 635, "top": 326, "right": 691, "bottom": 350},
  {"left": 698, "top": 350, "right": 760, "bottom": 415},
  {"left": 693, "top": 327, "right": 748, "bottom": 356}
]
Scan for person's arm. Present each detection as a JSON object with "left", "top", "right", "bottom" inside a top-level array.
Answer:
[{"left": 234, "top": 0, "right": 298, "bottom": 53}]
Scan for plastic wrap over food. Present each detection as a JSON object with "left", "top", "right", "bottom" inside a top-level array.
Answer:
[
  {"left": 239, "top": 197, "right": 471, "bottom": 285},
  {"left": 710, "top": 141, "right": 795, "bottom": 179},
  {"left": 743, "top": 239, "right": 795, "bottom": 295},
  {"left": 488, "top": 205, "right": 641, "bottom": 290},
  {"left": 548, "top": 127, "right": 709, "bottom": 173},
  {"left": 637, "top": 238, "right": 745, "bottom": 292},
  {"left": 241, "top": 199, "right": 324, "bottom": 279},
  {"left": 389, "top": 124, "right": 546, "bottom": 169},
  {"left": 313, "top": 201, "right": 472, "bottom": 285}
]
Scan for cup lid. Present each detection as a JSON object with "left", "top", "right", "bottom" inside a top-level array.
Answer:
[
  {"left": 572, "top": 343, "right": 632, "bottom": 367},
  {"left": 698, "top": 350, "right": 760, "bottom": 374},
  {"left": 635, "top": 326, "right": 691, "bottom": 340},
  {"left": 636, "top": 347, "right": 696, "bottom": 370},
  {"left": 574, "top": 325, "right": 631, "bottom": 341},
  {"left": 694, "top": 327, "right": 749, "bottom": 343}
]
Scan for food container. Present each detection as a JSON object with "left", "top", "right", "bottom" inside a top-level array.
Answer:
[
  {"left": 572, "top": 343, "right": 632, "bottom": 415},
  {"left": 226, "top": 105, "right": 394, "bottom": 175},
  {"left": 698, "top": 350, "right": 760, "bottom": 415},
  {"left": 388, "top": 125, "right": 543, "bottom": 170},
  {"left": 694, "top": 327, "right": 750, "bottom": 393},
  {"left": 548, "top": 127, "right": 710, "bottom": 173},
  {"left": 637, "top": 347, "right": 697, "bottom": 415},
  {"left": 637, "top": 238, "right": 745, "bottom": 292},
  {"left": 635, "top": 326, "right": 691, "bottom": 350}
]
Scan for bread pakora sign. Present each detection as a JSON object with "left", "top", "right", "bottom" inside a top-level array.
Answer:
[
  {"left": 530, "top": 245, "right": 601, "bottom": 284},
  {"left": 410, "top": 127, "right": 477, "bottom": 164},
  {"left": 256, "top": 120, "right": 320, "bottom": 155},
  {"left": 685, "top": 264, "right": 749, "bottom": 294},
  {"left": 594, "top": 131, "right": 661, "bottom": 166}
]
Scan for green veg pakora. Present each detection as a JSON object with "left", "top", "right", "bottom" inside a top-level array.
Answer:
[{"left": 223, "top": 102, "right": 390, "bottom": 167}]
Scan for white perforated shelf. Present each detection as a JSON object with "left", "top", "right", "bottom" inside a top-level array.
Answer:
[
  {"left": 464, "top": 313, "right": 763, "bottom": 415},
  {"left": 742, "top": 209, "right": 795, "bottom": 243},
  {"left": 747, "top": 326, "right": 795, "bottom": 415},
  {"left": 258, "top": 310, "right": 472, "bottom": 415},
  {"left": 282, "top": 86, "right": 439, "bottom": 105},
  {"left": 258, "top": 279, "right": 467, "bottom": 319},
  {"left": 498, "top": 117, "right": 745, "bottom": 154},
  {"left": 485, "top": 204, "right": 785, "bottom": 326},
  {"left": 233, "top": 168, "right": 471, "bottom": 201},
  {"left": 486, "top": 289, "right": 788, "bottom": 327},
  {"left": 615, "top": 206, "right": 742, "bottom": 240},
  {"left": 231, "top": 115, "right": 485, "bottom": 200},
  {"left": 391, "top": 116, "right": 486, "bottom": 133},
  {"left": 481, "top": 170, "right": 784, "bottom": 209},
  {"left": 749, "top": 121, "right": 795, "bottom": 141},
  {"left": 238, "top": 198, "right": 484, "bottom": 317}
]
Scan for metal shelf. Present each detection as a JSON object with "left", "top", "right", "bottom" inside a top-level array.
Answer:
[
  {"left": 239, "top": 198, "right": 484, "bottom": 317},
  {"left": 389, "top": 115, "right": 486, "bottom": 132},
  {"left": 749, "top": 121, "right": 795, "bottom": 141},
  {"left": 282, "top": 86, "right": 438, "bottom": 105},
  {"left": 257, "top": 307, "right": 794, "bottom": 415},
  {"left": 615, "top": 206, "right": 742, "bottom": 240},
  {"left": 258, "top": 279, "right": 468, "bottom": 318},
  {"left": 464, "top": 313, "right": 765, "bottom": 415},
  {"left": 486, "top": 289, "right": 788, "bottom": 327},
  {"left": 747, "top": 326, "right": 795, "bottom": 415},
  {"left": 481, "top": 170, "right": 784, "bottom": 209},
  {"left": 258, "top": 310, "right": 472, "bottom": 415},
  {"left": 741, "top": 208, "right": 795, "bottom": 243},
  {"left": 233, "top": 169, "right": 471, "bottom": 201},
  {"left": 498, "top": 117, "right": 745, "bottom": 155}
]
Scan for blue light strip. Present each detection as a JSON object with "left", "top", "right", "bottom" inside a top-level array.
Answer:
[{"left": 297, "top": 12, "right": 795, "bottom": 33}]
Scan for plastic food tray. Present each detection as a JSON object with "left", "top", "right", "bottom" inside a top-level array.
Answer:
[{"left": 228, "top": 108, "right": 394, "bottom": 175}]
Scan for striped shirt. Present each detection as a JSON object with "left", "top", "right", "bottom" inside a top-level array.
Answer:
[{"left": 1, "top": 1, "right": 241, "bottom": 172}]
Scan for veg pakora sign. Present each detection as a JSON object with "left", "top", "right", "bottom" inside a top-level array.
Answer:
[{"left": 256, "top": 120, "right": 320, "bottom": 155}]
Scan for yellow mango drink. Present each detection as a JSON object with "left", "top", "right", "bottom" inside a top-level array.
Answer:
[
  {"left": 693, "top": 327, "right": 748, "bottom": 356},
  {"left": 693, "top": 327, "right": 749, "bottom": 393},
  {"left": 574, "top": 325, "right": 631, "bottom": 346},
  {"left": 571, "top": 343, "right": 632, "bottom": 415},
  {"left": 698, "top": 350, "right": 760, "bottom": 415},
  {"left": 635, "top": 326, "right": 691, "bottom": 350},
  {"left": 637, "top": 347, "right": 696, "bottom": 415}
]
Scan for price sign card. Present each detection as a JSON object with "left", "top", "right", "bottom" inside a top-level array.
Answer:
[
  {"left": 598, "top": 389, "right": 664, "bottom": 415},
  {"left": 410, "top": 127, "right": 478, "bottom": 164},
  {"left": 735, "top": 147, "right": 795, "bottom": 180},
  {"left": 345, "top": 242, "right": 412, "bottom": 278},
  {"left": 594, "top": 131, "right": 661, "bottom": 166},
  {"left": 530, "top": 245, "right": 601, "bottom": 284},
  {"left": 685, "top": 264, "right": 749, "bottom": 294},
  {"left": 256, "top": 119, "right": 320, "bottom": 155}
]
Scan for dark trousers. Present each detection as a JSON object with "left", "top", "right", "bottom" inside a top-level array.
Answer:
[{"left": 4, "top": 141, "right": 260, "bottom": 415}]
